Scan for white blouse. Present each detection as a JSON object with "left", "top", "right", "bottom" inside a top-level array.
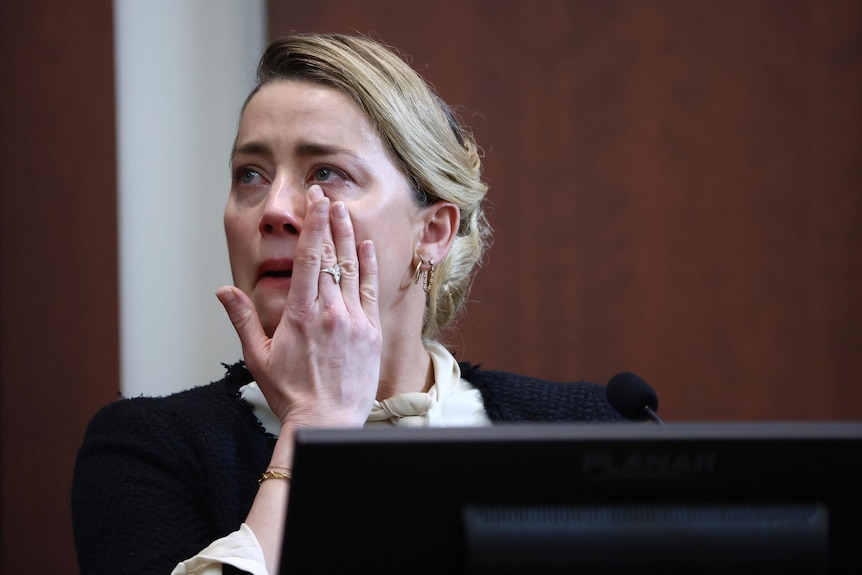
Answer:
[{"left": 172, "top": 341, "right": 490, "bottom": 575}]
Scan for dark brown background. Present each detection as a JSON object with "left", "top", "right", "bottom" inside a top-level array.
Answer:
[
  {"left": 2, "top": 0, "right": 860, "bottom": 571},
  {"left": 1, "top": 0, "right": 119, "bottom": 572}
]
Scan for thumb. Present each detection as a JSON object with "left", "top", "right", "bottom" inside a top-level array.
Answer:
[{"left": 215, "top": 286, "right": 270, "bottom": 367}]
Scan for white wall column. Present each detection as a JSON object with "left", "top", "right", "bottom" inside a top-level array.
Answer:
[{"left": 114, "top": 0, "right": 266, "bottom": 397}]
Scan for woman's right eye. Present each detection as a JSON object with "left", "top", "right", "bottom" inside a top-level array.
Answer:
[{"left": 236, "top": 168, "right": 261, "bottom": 185}]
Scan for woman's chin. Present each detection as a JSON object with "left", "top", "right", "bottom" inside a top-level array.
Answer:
[{"left": 252, "top": 295, "right": 288, "bottom": 337}]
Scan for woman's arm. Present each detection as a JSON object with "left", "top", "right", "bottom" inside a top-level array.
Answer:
[
  {"left": 72, "top": 399, "right": 220, "bottom": 574},
  {"left": 217, "top": 187, "right": 382, "bottom": 572}
]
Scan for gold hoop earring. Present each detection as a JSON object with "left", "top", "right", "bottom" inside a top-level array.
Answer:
[
  {"left": 413, "top": 258, "right": 425, "bottom": 285},
  {"left": 413, "top": 258, "right": 435, "bottom": 294}
]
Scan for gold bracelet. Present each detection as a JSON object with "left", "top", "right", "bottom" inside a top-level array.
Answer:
[{"left": 258, "top": 469, "right": 292, "bottom": 485}]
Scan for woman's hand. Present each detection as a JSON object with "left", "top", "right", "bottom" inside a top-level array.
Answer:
[{"left": 217, "top": 185, "right": 382, "bottom": 430}]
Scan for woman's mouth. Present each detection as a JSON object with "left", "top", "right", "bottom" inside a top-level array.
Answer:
[
  {"left": 263, "top": 270, "right": 292, "bottom": 278},
  {"left": 257, "top": 259, "right": 294, "bottom": 286}
]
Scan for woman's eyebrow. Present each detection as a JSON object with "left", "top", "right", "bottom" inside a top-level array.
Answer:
[
  {"left": 231, "top": 141, "right": 360, "bottom": 162},
  {"left": 294, "top": 141, "right": 359, "bottom": 161},
  {"left": 231, "top": 141, "right": 272, "bottom": 162}
]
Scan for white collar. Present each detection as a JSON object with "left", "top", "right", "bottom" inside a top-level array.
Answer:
[{"left": 238, "top": 340, "right": 478, "bottom": 434}]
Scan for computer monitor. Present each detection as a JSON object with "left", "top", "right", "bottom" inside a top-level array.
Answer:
[{"left": 280, "top": 422, "right": 862, "bottom": 574}]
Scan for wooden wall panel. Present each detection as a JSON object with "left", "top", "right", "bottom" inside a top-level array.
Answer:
[
  {"left": 0, "top": 1, "right": 118, "bottom": 571},
  {"left": 271, "top": 1, "right": 862, "bottom": 421}
]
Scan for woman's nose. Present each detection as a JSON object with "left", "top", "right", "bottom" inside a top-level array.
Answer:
[{"left": 259, "top": 181, "right": 304, "bottom": 236}]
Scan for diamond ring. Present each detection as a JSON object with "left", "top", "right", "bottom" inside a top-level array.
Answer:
[{"left": 321, "top": 264, "right": 341, "bottom": 285}]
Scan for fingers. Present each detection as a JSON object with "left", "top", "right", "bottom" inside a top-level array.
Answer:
[
  {"left": 357, "top": 240, "right": 380, "bottom": 329},
  {"left": 286, "top": 185, "right": 377, "bottom": 324},
  {"left": 329, "top": 200, "right": 379, "bottom": 327},
  {"left": 287, "top": 187, "right": 333, "bottom": 308},
  {"left": 215, "top": 286, "right": 270, "bottom": 373},
  {"left": 328, "top": 200, "right": 358, "bottom": 291}
]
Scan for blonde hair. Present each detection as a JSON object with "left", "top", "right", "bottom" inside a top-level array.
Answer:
[
  {"left": 246, "top": 34, "right": 491, "bottom": 338},
  {"left": 246, "top": 33, "right": 491, "bottom": 339}
]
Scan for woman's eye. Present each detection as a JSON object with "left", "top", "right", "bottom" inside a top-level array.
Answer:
[
  {"left": 233, "top": 167, "right": 265, "bottom": 186},
  {"left": 239, "top": 169, "right": 258, "bottom": 184},
  {"left": 311, "top": 166, "right": 344, "bottom": 184}
]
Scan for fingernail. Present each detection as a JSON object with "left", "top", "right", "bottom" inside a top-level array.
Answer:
[
  {"left": 216, "top": 287, "right": 237, "bottom": 305},
  {"left": 315, "top": 197, "right": 330, "bottom": 215},
  {"left": 332, "top": 201, "right": 347, "bottom": 219}
]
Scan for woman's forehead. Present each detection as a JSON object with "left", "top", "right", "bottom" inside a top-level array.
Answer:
[{"left": 237, "top": 81, "right": 380, "bottom": 152}]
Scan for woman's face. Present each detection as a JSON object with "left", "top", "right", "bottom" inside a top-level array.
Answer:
[{"left": 225, "top": 80, "right": 427, "bottom": 336}]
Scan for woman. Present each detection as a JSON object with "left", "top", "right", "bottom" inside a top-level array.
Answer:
[{"left": 72, "top": 33, "right": 623, "bottom": 575}]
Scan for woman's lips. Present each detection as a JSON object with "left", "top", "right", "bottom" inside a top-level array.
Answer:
[{"left": 256, "top": 259, "right": 294, "bottom": 288}]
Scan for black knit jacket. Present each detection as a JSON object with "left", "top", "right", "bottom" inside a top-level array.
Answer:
[{"left": 71, "top": 362, "right": 624, "bottom": 574}]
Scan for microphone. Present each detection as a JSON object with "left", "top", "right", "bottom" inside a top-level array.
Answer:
[{"left": 606, "top": 372, "right": 664, "bottom": 424}]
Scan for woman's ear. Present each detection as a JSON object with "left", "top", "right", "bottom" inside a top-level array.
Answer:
[{"left": 416, "top": 201, "right": 460, "bottom": 262}]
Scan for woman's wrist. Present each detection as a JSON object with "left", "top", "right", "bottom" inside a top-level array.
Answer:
[
  {"left": 265, "top": 425, "right": 296, "bottom": 471},
  {"left": 259, "top": 468, "right": 292, "bottom": 485}
]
